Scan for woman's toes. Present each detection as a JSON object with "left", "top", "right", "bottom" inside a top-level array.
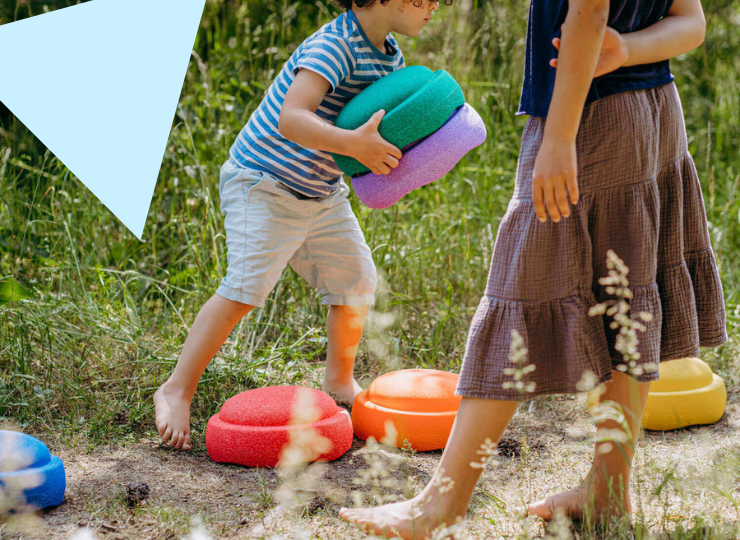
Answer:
[
  {"left": 340, "top": 508, "right": 364, "bottom": 524},
  {"left": 162, "top": 426, "right": 173, "bottom": 444},
  {"left": 527, "top": 498, "right": 552, "bottom": 519},
  {"left": 173, "top": 432, "right": 184, "bottom": 449}
]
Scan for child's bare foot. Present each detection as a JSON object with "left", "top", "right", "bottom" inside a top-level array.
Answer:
[
  {"left": 153, "top": 381, "right": 192, "bottom": 450},
  {"left": 340, "top": 495, "right": 462, "bottom": 540},
  {"left": 527, "top": 476, "right": 631, "bottom": 522},
  {"left": 323, "top": 377, "right": 362, "bottom": 407}
]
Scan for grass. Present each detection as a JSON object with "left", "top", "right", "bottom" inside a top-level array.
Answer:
[{"left": 1, "top": 0, "right": 740, "bottom": 538}]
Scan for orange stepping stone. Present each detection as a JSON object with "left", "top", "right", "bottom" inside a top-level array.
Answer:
[{"left": 352, "top": 369, "right": 461, "bottom": 451}]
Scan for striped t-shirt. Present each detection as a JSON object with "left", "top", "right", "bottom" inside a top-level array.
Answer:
[{"left": 229, "top": 10, "right": 405, "bottom": 198}]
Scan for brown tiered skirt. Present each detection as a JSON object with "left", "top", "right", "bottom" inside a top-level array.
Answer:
[{"left": 456, "top": 82, "right": 727, "bottom": 401}]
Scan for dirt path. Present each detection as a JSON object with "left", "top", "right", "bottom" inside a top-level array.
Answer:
[{"left": 3, "top": 391, "right": 739, "bottom": 540}]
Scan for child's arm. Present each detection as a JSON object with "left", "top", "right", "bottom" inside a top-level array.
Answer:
[
  {"left": 550, "top": 0, "right": 706, "bottom": 76},
  {"left": 532, "top": 0, "right": 610, "bottom": 223},
  {"left": 278, "top": 69, "right": 402, "bottom": 176}
]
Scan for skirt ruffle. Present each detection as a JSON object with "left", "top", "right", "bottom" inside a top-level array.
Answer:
[{"left": 457, "top": 83, "right": 727, "bottom": 401}]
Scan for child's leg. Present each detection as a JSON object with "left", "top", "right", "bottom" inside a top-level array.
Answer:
[
  {"left": 285, "top": 179, "right": 377, "bottom": 404},
  {"left": 154, "top": 293, "right": 253, "bottom": 450},
  {"left": 323, "top": 304, "right": 368, "bottom": 404},
  {"left": 340, "top": 397, "right": 518, "bottom": 539},
  {"left": 527, "top": 370, "right": 651, "bottom": 521}
]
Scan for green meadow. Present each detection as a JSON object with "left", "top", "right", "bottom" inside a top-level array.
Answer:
[{"left": 1, "top": 0, "right": 739, "bottom": 538}]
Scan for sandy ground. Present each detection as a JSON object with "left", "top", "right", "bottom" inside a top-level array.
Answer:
[{"left": 2, "top": 390, "right": 739, "bottom": 540}]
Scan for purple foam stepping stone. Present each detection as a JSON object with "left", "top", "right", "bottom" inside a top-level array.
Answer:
[{"left": 351, "top": 103, "right": 487, "bottom": 209}]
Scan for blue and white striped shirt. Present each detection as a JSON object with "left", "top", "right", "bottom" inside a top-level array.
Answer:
[{"left": 229, "top": 10, "right": 405, "bottom": 198}]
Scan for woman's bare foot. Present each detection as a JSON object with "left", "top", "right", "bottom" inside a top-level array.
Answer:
[
  {"left": 527, "top": 475, "right": 631, "bottom": 522},
  {"left": 153, "top": 381, "right": 192, "bottom": 450},
  {"left": 323, "top": 377, "right": 363, "bottom": 407},
  {"left": 340, "top": 496, "right": 462, "bottom": 540}
]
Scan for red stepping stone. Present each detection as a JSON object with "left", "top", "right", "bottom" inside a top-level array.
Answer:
[{"left": 206, "top": 386, "right": 353, "bottom": 468}]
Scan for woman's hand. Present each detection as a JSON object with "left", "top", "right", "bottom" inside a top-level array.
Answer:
[
  {"left": 550, "top": 27, "right": 629, "bottom": 78},
  {"left": 531, "top": 137, "right": 579, "bottom": 223},
  {"left": 349, "top": 110, "right": 403, "bottom": 175}
]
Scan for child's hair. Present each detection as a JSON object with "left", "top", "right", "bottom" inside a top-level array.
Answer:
[{"left": 335, "top": 0, "right": 453, "bottom": 9}]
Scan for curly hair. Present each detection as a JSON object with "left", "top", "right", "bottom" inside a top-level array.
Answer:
[{"left": 335, "top": 0, "right": 453, "bottom": 10}]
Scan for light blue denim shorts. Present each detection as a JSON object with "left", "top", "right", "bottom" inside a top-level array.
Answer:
[{"left": 216, "top": 159, "right": 377, "bottom": 307}]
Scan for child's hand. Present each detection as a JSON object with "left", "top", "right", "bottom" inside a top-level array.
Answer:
[
  {"left": 531, "top": 137, "right": 579, "bottom": 223},
  {"left": 350, "top": 110, "right": 403, "bottom": 175},
  {"left": 550, "top": 27, "right": 628, "bottom": 78}
]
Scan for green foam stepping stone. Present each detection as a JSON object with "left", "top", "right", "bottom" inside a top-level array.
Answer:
[{"left": 331, "top": 66, "right": 464, "bottom": 177}]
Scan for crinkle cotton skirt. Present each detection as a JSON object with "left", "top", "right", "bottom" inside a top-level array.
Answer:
[{"left": 456, "top": 82, "right": 727, "bottom": 401}]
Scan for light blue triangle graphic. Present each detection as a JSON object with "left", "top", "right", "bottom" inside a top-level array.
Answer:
[{"left": 0, "top": 0, "right": 207, "bottom": 240}]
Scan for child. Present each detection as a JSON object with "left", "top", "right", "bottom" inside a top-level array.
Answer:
[
  {"left": 341, "top": 0, "right": 725, "bottom": 536},
  {"left": 154, "top": 0, "right": 444, "bottom": 451}
]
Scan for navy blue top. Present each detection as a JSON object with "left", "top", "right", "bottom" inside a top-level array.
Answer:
[{"left": 518, "top": 0, "right": 676, "bottom": 118}]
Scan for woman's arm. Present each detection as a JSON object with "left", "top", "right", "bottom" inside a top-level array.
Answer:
[
  {"left": 278, "top": 69, "right": 402, "bottom": 175},
  {"left": 531, "top": 0, "right": 610, "bottom": 223},
  {"left": 550, "top": 0, "right": 706, "bottom": 75},
  {"left": 622, "top": 0, "right": 705, "bottom": 66}
]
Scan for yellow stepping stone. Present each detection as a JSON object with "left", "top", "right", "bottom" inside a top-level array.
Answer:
[{"left": 586, "top": 358, "right": 726, "bottom": 431}]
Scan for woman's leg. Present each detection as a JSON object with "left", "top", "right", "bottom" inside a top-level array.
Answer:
[
  {"left": 340, "top": 397, "right": 519, "bottom": 540},
  {"left": 323, "top": 304, "right": 368, "bottom": 404},
  {"left": 527, "top": 370, "right": 651, "bottom": 521},
  {"left": 153, "top": 293, "right": 253, "bottom": 450}
]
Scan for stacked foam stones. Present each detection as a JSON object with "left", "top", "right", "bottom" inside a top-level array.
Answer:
[
  {"left": 0, "top": 430, "right": 66, "bottom": 511},
  {"left": 331, "top": 66, "right": 487, "bottom": 209}
]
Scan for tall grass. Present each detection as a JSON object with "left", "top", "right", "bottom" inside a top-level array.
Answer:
[{"left": 0, "top": 0, "right": 737, "bottom": 454}]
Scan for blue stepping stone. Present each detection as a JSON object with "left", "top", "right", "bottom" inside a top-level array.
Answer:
[{"left": 0, "top": 430, "right": 66, "bottom": 510}]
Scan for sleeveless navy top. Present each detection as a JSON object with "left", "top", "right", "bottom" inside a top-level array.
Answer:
[{"left": 518, "top": 0, "right": 676, "bottom": 118}]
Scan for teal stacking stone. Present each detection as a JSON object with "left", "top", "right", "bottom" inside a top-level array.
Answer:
[{"left": 331, "top": 66, "right": 464, "bottom": 177}]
